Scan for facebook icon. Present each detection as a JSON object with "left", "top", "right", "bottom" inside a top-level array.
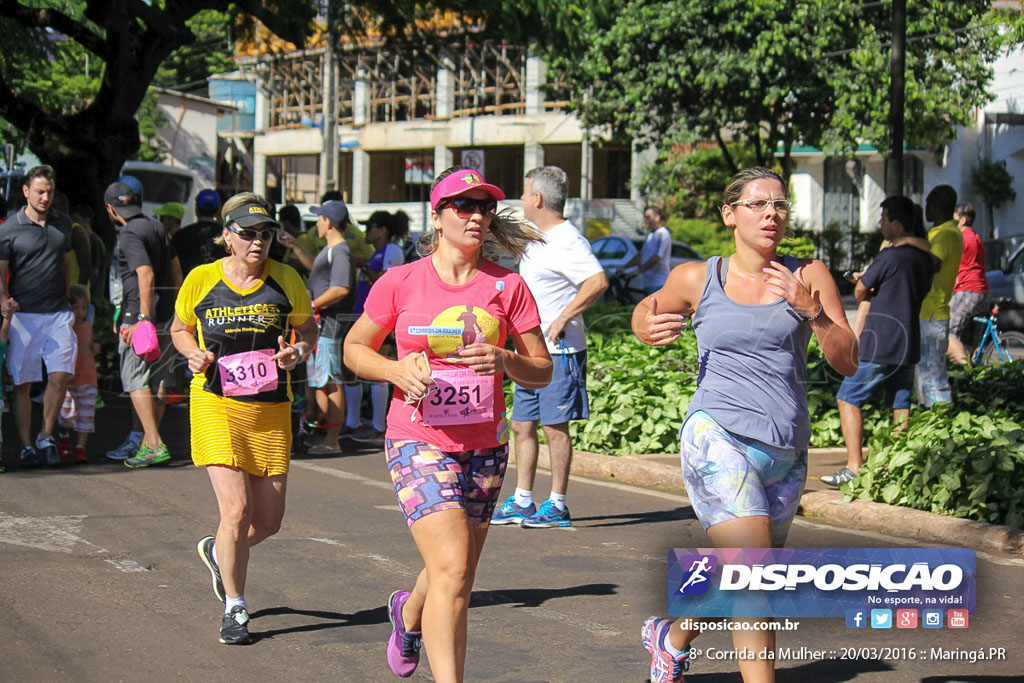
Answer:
[{"left": 845, "top": 609, "right": 867, "bottom": 629}]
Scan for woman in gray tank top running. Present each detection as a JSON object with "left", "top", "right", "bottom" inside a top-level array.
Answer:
[{"left": 631, "top": 168, "right": 859, "bottom": 683}]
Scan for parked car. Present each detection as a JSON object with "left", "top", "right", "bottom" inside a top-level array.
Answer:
[
  {"left": 120, "top": 161, "right": 202, "bottom": 226},
  {"left": 591, "top": 234, "right": 702, "bottom": 273},
  {"left": 987, "top": 241, "right": 1024, "bottom": 333},
  {"left": 591, "top": 234, "right": 702, "bottom": 304}
]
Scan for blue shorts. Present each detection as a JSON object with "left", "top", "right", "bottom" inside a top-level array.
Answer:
[
  {"left": 307, "top": 335, "right": 354, "bottom": 388},
  {"left": 511, "top": 350, "right": 588, "bottom": 425},
  {"left": 836, "top": 362, "right": 913, "bottom": 410},
  {"left": 680, "top": 411, "right": 806, "bottom": 547}
]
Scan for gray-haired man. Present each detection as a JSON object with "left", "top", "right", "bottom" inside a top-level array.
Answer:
[{"left": 493, "top": 166, "right": 608, "bottom": 527}]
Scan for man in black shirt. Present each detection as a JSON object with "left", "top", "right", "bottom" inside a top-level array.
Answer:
[
  {"left": 0, "top": 165, "right": 76, "bottom": 467},
  {"left": 171, "top": 189, "right": 221, "bottom": 275},
  {"left": 104, "top": 181, "right": 182, "bottom": 468},
  {"left": 822, "top": 196, "right": 934, "bottom": 486}
]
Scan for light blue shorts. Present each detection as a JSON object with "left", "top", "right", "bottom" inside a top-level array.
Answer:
[
  {"left": 680, "top": 411, "right": 807, "bottom": 546},
  {"left": 307, "top": 335, "right": 349, "bottom": 388}
]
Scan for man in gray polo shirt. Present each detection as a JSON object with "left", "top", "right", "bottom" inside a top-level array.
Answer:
[{"left": 0, "top": 165, "right": 75, "bottom": 468}]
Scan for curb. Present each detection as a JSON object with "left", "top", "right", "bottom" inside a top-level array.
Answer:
[
  {"left": 799, "top": 491, "right": 1024, "bottom": 560},
  {"left": 527, "top": 443, "right": 1024, "bottom": 560}
]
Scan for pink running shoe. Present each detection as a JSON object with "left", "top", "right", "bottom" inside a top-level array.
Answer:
[
  {"left": 386, "top": 590, "right": 422, "bottom": 677},
  {"left": 642, "top": 617, "right": 690, "bottom": 683}
]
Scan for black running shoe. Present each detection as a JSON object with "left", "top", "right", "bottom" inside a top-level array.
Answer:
[
  {"left": 19, "top": 446, "right": 42, "bottom": 468},
  {"left": 219, "top": 605, "right": 251, "bottom": 644},
  {"left": 197, "top": 536, "right": 225, "bottom": 603}
]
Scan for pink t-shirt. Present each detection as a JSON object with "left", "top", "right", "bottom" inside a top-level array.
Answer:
[{"left": 363, "top": 257, "right": 541, "bottom": 451}]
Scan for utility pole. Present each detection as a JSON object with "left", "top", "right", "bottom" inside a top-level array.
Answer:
[
  {"left": 319, "top": 0, "right": 338, "bottom": 198},
  {"left": 886, "top": 0, "right": 906, "bottom": 196}
]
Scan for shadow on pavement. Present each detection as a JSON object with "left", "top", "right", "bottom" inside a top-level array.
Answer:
[
  {"left": 470, "top": 583, "right": 618, "bottom": 609},
  {"left": 248, "top": 604, "right": 387, "bottom": 641},
  {"left": 573, "top": 506, "right": 698, "bottom": 528},
  {"left": 920, "top": 678, "right": 1024, "bottom": 682},
  {"left": 247, "top": 583, "right": 619, "bottom": 641}
]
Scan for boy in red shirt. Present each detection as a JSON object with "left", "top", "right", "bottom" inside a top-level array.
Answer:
[{"left": 948, "top": 203, "right": 989, "bottom": 364}]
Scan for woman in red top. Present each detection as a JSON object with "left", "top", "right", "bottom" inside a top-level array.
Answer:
[
  {"left": 345, "top": 167, "right": 551, "bottom": 682},
  {"left": 948, "top": 203, "right": 989, "bottom": 363}
]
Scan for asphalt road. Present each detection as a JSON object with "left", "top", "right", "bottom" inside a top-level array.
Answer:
[{"left": 1, "top": 397, "right": 1022, "bottom": 682}]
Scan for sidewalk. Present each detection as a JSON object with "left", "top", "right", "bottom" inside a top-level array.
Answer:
[{"left": 524, "top": 442, "right": 1024, "bottom": 560}]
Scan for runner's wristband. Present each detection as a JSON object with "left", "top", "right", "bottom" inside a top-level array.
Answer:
[{"left": 794, "top": 304, "right": 824, "bottom": 323}]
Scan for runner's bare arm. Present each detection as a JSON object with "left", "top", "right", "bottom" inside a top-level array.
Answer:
[
  {"left": 795, "top": 259, "right": 859, "bottom": 377},
  {"left": 271, "top": 314, "right": 319, "bottom": 370},
  {"left": 547, "top": 271, "right": 609, "bottom": 344},
  {"left": 344, "top": 313, "right": 435, "bottom": 398},
  {"left": 170, "top": 314, "right": 214, "bottom": 373},
  {"left": 457, "top": 326, "right": 553, "bottom": 389},
  {"left": 632, "top": 261, "right": 704, "bottom": 346}
]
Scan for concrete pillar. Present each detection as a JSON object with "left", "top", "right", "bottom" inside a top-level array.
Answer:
[
  {"left": 524, "top": 142, "right": 544, "bottom": 174},
  {"left": 580, "top": 134, "right": 593, "bottom": 201},
  {"left": 630, "top": 139, "right": 643, "bottom": 205},
  {"left": 253, "top": 78, "right": 269, "bottom": 196},
  {"left": 352, "top": 147, "right": 370, "bottom": 204},
  {"left": 434, "top": 144, "right": 453, "bottom": 176},
  {"left": 254, "top": 151, "right": 268, "bottom": 197},
  {"left": 354, "top": 67, "right": 370, "bottom": 127},
  {"left": 436, "top": 56, "right": 455, "bottom": 120},
  {"left": 526, "top": 53, "right": 545, "bottom": 115}
]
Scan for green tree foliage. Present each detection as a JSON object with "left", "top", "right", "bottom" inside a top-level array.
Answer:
[
  {"left": 0, "top": 1, "right": 318, "bottom": 238},
  {"left": 538, "top": 1, "right": 1017, "bottom": 180},
  {"left": 153, "top": 9, "right": 237, "bottom": 91}
]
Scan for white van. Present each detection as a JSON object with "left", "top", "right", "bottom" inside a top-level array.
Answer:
[{"left": 120, "top": 161, "right": 202, "bottom": 225}]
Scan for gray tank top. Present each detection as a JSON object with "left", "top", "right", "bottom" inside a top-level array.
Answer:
[{"left": 684, "top": 255, "right": 813, "bottom": 450}]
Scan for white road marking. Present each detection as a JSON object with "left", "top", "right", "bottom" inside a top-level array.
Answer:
[
  {"left": 0, "top": 512, "right": 106, "bottom": 554},
  {"left": 291, "top": 460, "right": 394, "bottom": 491},
  {"left": 307, "top": 537, "right": 350, "bottom": 548},
  {"left": 104, "top": 558, "right": 148, "bottom": 573},
  {"left": 374, "top": 505, "right": 400, "bottom": 511}
]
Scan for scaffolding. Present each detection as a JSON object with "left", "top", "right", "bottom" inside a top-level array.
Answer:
[{"left": 238, "top": 39, "right": 569, "bottom": 129}]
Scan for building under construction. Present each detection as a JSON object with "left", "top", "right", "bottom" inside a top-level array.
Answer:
[{"left": 214, "top": 30, "right": 647, "bottom": 232}]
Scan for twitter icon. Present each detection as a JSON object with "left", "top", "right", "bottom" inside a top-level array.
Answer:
[{"left": 870, "top": 609, "right": 892, "bottom": 629}]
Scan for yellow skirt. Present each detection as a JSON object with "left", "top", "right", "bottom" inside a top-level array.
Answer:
[{"left": 190, "top": 386, "right": 292, "bottom": 477}]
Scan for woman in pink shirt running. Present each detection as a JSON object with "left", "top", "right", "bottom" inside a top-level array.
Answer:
[{"left": 345, "top": 167, "right": 552, "bottom": 682}]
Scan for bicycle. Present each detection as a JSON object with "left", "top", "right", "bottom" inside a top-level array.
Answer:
[
  {"left": 605, "top": 268, "right": 648, "bottom": 305},
  {"left": 970, "top": 300, "right": 1024, "bottom": 365}
]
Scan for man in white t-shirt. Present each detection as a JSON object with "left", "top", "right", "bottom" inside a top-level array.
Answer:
[
  {"left": 493, "top": 166, "right": 608, "bottom": 528},
  {"left": 636, "top": 206, "right": 672, "bottom": 293}
]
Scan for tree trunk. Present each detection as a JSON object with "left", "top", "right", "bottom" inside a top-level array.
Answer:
[{"left": 33, "top": 108, "right": 141, "bottom": 245}]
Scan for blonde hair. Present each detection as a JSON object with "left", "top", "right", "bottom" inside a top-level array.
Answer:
[
  {"left": 419, "top": 208, "right": 543, "bottom": 262},
  {"left": 215, "top": 192, "right": 270, "bottom": 248}
]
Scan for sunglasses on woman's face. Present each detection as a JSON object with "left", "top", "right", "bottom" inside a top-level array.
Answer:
[
  {"left": 227, "top": 224, "right": 275, "bottom": 242},
  {"left": 439, "top": 197, "right": 497, "bottom": 217}
]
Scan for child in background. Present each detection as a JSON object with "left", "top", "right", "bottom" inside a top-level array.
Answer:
[
  {"left": 58, "top": 285, "right": 99, "bottom": 464},
  {"left": 0, "top": 306, "right": 9, "bottom": 473}
]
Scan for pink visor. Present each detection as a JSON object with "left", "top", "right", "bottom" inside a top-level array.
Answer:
[{"left": 430, "top": 169, "right": 505, "bottom": 210}]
